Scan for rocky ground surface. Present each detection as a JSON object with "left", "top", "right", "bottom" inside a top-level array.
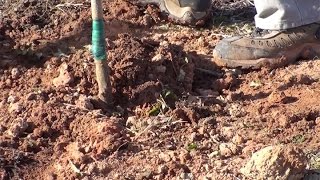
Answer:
[{"left": 0, "top": 0, "right": 319, "bottom": 179}]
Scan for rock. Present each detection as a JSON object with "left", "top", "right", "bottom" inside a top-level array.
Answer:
[
  {"left": 7, "top": 95, "right": 18, "bottom": 103},
  {"left": 5, "top": 79, "right": 12, "bottom": 87},
  {"left": 267, "top": 91, "right": 287, "bottom": 104},
  {"left": 316, "top": 117, "right": 320, "bottom": 125},
  {"left": 26, "top": 92, "right": 37, "bottom": 101},
  {"left": 76, "top": 95, "right": 94, "bottom": 110},
  {"left": 126, "top": 116, "right": 136, "bottom": 127},
  {"left": 180, "top": 173, "right": 193, "bottom": 180},
  {"left": 232, "top": 134, "right": 245, "bottom": 145},
  {"left": 208, "top": 151, "right": 219, "bottom": 158},
  {"left": 219, "top": 142, "right": 239, "bottom": 157},
  {"left": 52, "top": 63, "right": 74, "bottom": 87},
  {"left": 159, "top": 152, "right": 171, "bottom": 162},
  {"left": 151, "top": 54, "right": 165, "bottom": 63},
  {"left": 11, "top": 68, "right": 20, "bottom": 79},
  {"left": 8, "top": 103, "right": 23, "bottom": 113},
  {"left": 7, "top": 118, "right": 28, "bottom": 137},
  {"left": 240, "top": 145, "right": 307, "bottom": 180},
  {"left": 221, "top": 126, "right": 234, "bottom": 139},
  {"left": 189, "top": 132, "right": 197, "bottom": 142}
]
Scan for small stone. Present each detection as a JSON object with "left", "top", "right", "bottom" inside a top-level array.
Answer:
[
  {"left": 5, "top": 79, "right": 12, "bottom": 87},
  {"left": 240, "top": 145, "right": 307, "bottom": 180},
  {"left": 316, "top": 117, "right": 320, "bottom": 125},
  {"left": 221, "top": 126, "right": 234, "bottom": 139},
  {"left": 219, "top": 142, "right": 239, "bottom": 157},
  {"left": 7, "top": 95, "right": 18, "bottom": 103},
  {"left": 198, "top": 126, "right": 206, "bottom": 135},
  {"left": 26, "top": 92, "right": 37, "bottom": 101},
  {"left": 11, "top": 68, "right": 20, "bottom": 79},
  {"left": 208, "top": 151, "right": 219, "bottom": 158},
  {"left": 52, "top": 63, "right": 74, "bottom": 87},
  {"left": 7, "top": 118, "right": 28, "bottom": 137},
  {"left": 159, "top": 41, "right": 169, "bottom": 47},
  {"left": 159, "top": 152, "right": 171, "bottom": 162},
  {"left": 76, "top": 95, "right": 93, "bottom": 110},
  {"left": 232, "top": 134, "right": 245, "bottom": 145},
  {"left": 189, "top": 132, "right": 197, "bottom": 141},
  {"left": 9, "top": 103, "right": 23, "bottom": 113},
  {"left": 152, "top": 54, "right": 165, "bottom": 63},
  {"left": 126, "top": 116, "right": 136, "bottom": 127},
  {"left": 180, "top": 173, "right": 193, "bottom": 180},
  {"left": 267, "top": 91, "right": 287, "bottom": 104}
]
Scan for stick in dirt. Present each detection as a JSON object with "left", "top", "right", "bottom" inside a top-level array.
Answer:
[{"left": 91, "top": 0, "right": 113, "bottom": 104}]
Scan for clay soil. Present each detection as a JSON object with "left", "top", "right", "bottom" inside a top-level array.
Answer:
[{"left": 0, "top": 0, "right": 319, "bottom": 179}]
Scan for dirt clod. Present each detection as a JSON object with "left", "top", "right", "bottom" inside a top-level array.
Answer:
[
  {"left": 52, "top": 63, "right": 74, "bottom": 87},
  {"left": 240, "top": 145, "right": 307, "bottom": 180}
]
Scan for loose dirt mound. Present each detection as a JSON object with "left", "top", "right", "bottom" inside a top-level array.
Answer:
[{"left": 0, "top": 0, "right": 319, "bottom": 179}]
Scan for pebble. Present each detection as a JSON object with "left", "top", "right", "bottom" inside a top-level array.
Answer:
[
  {"left": 8, "top": 118, "right": 28, "bottom": 137},
  {"left": 52, "top": 63, "right": 74, "bottom": 87},
  {"left": 219, "top": 142, "right": 239, "bottom": 157},
  {"left": 76, "top": 95, "right": 93, "bottom": 110},
  {"left": 159, "top": 152, "right": 171, "bottom": 162},
  {"left": 152, "top": 54, "right": 165, "bottom": 63},
  {"left": 232, "top": 134, "right": 245, "bottom": 145},
  {"left": 11, "top": 68, "right": 20, "bottom": 79},
  {"left": 9, "top": 103, "right": 23, "bottom": 113},
  {"left": 7, "top": 95, "right": 18, "bottom": 103}
]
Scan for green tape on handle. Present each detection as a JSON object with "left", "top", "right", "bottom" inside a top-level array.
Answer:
[{"left": 92, "top": 19, "right": 106, "bottom": 61}]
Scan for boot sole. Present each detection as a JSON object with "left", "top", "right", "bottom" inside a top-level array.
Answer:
[
  {"left": 138, "top": 0, "right": 211, "bottom": 26},
  {"left": 213, "top": 43, "right": 320, "bottom": 69}
]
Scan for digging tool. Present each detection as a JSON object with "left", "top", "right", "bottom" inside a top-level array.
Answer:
[{"left": 91, "top": 0, "right": 112, "bottom": 104}]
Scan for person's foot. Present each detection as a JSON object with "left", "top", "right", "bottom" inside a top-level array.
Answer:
[
  {"left": 139, "top": 0, "right": 212, "bottom": 26},
  {"left": 213, "top": 23, "right": 320, "bottom": 69}
]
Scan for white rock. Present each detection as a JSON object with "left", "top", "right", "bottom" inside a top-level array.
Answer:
[
  {"left": 7, "top": 95, "right": 18, "bottom": 103},
  {"left": 9, "top": 103, "right": 23, "bottom": 113},
  {"left": 152, "top": 54, "right": 165, "bottom": 63},
  {"left": 241, "top": 145, "right": 307, "bottom": 180},
  {"left": 11, "top": 68, "right": 20, "bottom": 79},
  {"left": 8, "top": 118, "right": 28, "bottom": 137}
]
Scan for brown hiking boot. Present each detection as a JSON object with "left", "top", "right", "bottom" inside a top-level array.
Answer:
[
  {"left": 139, "top": 0, "right": 212, "bottom": 25},
  {"left": 212, "top": 23, "right": 320, "bottom": 69}
]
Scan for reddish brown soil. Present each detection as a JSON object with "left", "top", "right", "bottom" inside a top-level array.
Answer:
[{"left": 0, "top": 0, "right": 319, "bottom": 179}]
